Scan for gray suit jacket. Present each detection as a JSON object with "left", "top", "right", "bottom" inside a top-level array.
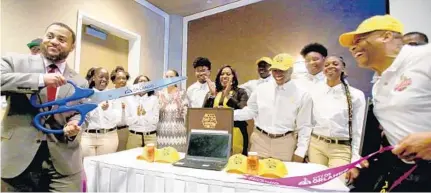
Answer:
[{"left": 1, "top": 53, "right": 88, "bottom": 178}]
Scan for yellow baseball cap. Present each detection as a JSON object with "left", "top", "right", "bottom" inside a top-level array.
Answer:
[
  {"left": 225, "top": 154, "right": 248, "bottom": 174},
  {"left": 256, "top": 57, "right": 273, "bottom": 66},
  {"left": 339, "top": 15, "right": 404, "bottom": 47},
  {"left": 258, "top": 158, "right": 288, "bottom": 178},
  {"left": 269, "top": 53, "right": 294, "bottom": 71},
  {"left": 155, "top": 147, "right": 180, "bottom": 163}
]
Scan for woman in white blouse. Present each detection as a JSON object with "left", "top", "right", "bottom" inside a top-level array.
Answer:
[
  {"left": 126, "top": 75, "right": 160, "bottom": 149},
  {"left": 308, "top": 56, "right": 366, "bottom": 169},
  {"left": 81, "top": 67, "right": 120, "bottom": 157},
  {"left": 109, "top": 66, "right": 131, "bottom": 151}
]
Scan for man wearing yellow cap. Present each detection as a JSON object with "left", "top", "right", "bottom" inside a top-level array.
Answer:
[
  {"left": 339, "top": 15, "right": 431, "bottom": 192},
  {"left": 234, "top": 53, "right": 313, "bottom": 162},
  {"left": 239, "top": 57, "right": 273, "bottom": 96}
]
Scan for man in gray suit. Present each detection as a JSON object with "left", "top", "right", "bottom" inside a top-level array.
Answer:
[{"left": 1, "top": 22, "right": 87, "bottom": 192}]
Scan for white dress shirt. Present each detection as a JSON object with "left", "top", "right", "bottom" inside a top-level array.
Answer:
[
  {"left": 310, "top": 82, "right": 366, "bottom": 162},
  {"left": 373, "top": 44, "right": 431, "bottom": 146},
  {"left": 186, "top": 81, "right": 213, "bottom": 108},
  {"left": 126, "top": 94, "right": 160, "bottom": 133},
  {"left": 294, "top": 71, "right": 326, "bottom": 90},
  {"left": 111, "top": 96, "right": 133, "bottom": 127},
  {"left": 239, "top": 75, "right": 273, "bottom": 96},
  {"left": 371, "top": 72, "right": 380, "bottom": 84},
  {"left": 305, "top": 71, "right": 326, "bottom": 84},
  {"left": 85, "top": 88, "right": 120, "bottom": 130},
  {"left": 234, "top": 79, "right": 313, "bottom": 157}
]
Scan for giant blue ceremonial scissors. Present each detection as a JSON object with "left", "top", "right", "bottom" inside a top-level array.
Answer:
[{"left": 30, "top": 76, "right": 186, "bottom": 134}]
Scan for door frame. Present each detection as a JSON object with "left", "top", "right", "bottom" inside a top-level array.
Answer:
[{"left": 74, "top": 10, "right": 141, "bottom": 82}]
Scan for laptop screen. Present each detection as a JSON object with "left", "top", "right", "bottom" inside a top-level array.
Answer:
[{"left": 186, "top": 132, "right": 230, "bottom": 159}]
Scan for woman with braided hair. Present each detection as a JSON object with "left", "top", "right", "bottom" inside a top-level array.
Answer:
[{"left": 307, "top": 56, "right": 366, "bottom": 176}]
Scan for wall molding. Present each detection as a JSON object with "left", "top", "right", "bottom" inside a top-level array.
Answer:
[{"left": 135, "top": 0, "right": 170, "bottom": 75}]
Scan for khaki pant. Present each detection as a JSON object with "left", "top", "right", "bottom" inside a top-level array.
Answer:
[
  {"left": 308, "top": 135, "right": 351, "bottom": 180},
  {"left": 249, "top": 129, "right": 297, "bottom": 161},
  {"left": 81, "top": 130, "right": 119, "bottom": 157},
  {"left": 116, "top": 127, "right": 129, "bottom": 152},
  {"left": 126, "top": 131, "right": 157, "bottom": 150}
]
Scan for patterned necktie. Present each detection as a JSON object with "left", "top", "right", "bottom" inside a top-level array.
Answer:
[{"left": 47, "top": 64, "right": 58, "bottom": 101}]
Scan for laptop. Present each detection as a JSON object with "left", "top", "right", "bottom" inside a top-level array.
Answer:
[{"left": 173, "top": 130, "right": 231, "bottom": 171}]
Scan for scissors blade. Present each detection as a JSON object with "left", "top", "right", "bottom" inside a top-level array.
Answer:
[{"left": 86, "top": 76, "right": 186, "bottom": 104}]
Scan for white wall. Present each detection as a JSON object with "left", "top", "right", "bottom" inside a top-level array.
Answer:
[
  {"left": 167, "top": 15, "right": 184, "bottom": 75},
  {"left": 390, "top": 0, "right": 431, "bottom": 38}
]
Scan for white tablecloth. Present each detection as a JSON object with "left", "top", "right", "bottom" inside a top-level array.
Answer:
[{"left": 83, "top": 148, "right": 349, "bottom": 192}]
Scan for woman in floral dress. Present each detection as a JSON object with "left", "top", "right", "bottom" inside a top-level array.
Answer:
[{"left": 157, "top": 69, "right": 188, "bottom": 152}]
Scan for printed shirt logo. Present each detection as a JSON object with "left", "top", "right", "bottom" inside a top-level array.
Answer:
[{"left": 394, "top": 74, "right": 412, "bottom": 92}]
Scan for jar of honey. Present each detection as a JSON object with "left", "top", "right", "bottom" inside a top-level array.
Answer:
[
  {"left": 146, "top": 143, "right": 155, "bottom": 162},
  {"left": 247, "top": 152, "right": 259, "bottom": 175}
]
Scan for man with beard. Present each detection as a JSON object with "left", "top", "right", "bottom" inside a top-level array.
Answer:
[
  {"left": 234, "top": 53, "right": 312, "bottom": 162},
  {"left": 239, "top": 57, "right": 273, "bottom": 96},
  {"left": 339, "top": 15, "right": 431, "bottom": 192},
  {"left": 1, "top": 22, "right": 87, "bottom": 192},
  {"left": 187, "top": 57, "right": 215, "bottom": 108}
]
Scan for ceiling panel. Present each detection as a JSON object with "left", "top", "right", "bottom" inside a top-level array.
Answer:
[{"left": 146, "top": 0, "right": 240, "bottom": 16}]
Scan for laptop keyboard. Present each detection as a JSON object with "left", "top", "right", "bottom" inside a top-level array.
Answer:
[{"left": 178, "top": 159, "right": 227, "bottom": 170}]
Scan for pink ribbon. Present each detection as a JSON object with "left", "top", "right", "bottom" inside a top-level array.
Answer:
[{"left": 241, "top": 146, "right": 417, "bottom": 191}]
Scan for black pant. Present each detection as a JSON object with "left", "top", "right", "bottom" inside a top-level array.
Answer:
[
  {"left": 238, "top": 125, "right": 249, "bottom": 156},
  {"left": 350, "top": 151, "right": 431, "bottom": 192},
  {"left": 1, "top": 142, "right": 81, "bottom": 192}
]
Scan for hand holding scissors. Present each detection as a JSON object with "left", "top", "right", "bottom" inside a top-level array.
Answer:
[{"left": 30, "top": 76, "right": 187, "bottom": 134}]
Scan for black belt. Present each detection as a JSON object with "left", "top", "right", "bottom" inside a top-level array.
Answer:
[
  {"left": 256, "top": 127, "right": 292, "bottom": 138},
  {"left": 129, "top": 130, "right": 156, "bottom": 136},
  {"left": 311, "top": 133, "right": 351, "bottom": 146},
  {"left": 116, "top": 125, "right": 128, "bottom": 130},
  {"left": 85, "top": 128, "right": 116, "bottom": 134}
]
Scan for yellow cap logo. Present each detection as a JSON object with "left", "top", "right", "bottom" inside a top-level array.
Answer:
[
  {"left": 269, "top": 53, "right": 294, "bottom": 71},
  {"left": 155, "top": 147, "right": 180, "bottom": 163},
  {"left": 225, "top": 154, "right": 248, "bottom": 174},
  {"left": 258, "top": 158, "right": 288, "bottom": 178}
]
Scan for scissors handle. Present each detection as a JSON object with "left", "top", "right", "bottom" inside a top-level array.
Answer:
[
  {"left": 30, "top": 80, "right": 94, "bottom": 108},
  {"left": 30, "top": 80, "right": 96, "bottom": 134}
]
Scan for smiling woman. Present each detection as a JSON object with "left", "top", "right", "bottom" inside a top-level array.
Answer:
[
  {"left": 81, "top": 67, "right": 120, "bottom": 158},
  {"left": 307, "top": 55, "right": 366, "bottom": 180},
  {"left": 202, "top": 65, "right": 249, "bottom": 155},
  {"left": 87, "top": 67, "right": 109, "bottom": 90}
]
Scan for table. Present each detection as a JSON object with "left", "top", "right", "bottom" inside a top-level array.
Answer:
[{"left": 83, "top": 148, "right": 349, "bottom": 192}]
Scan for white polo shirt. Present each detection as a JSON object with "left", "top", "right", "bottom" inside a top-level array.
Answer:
[
  {"left": 186, "top": 81, "right": 213, "bottom": 108},
  {"left": 373, "top": 44, "right": 431, "bottom": 146}
]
